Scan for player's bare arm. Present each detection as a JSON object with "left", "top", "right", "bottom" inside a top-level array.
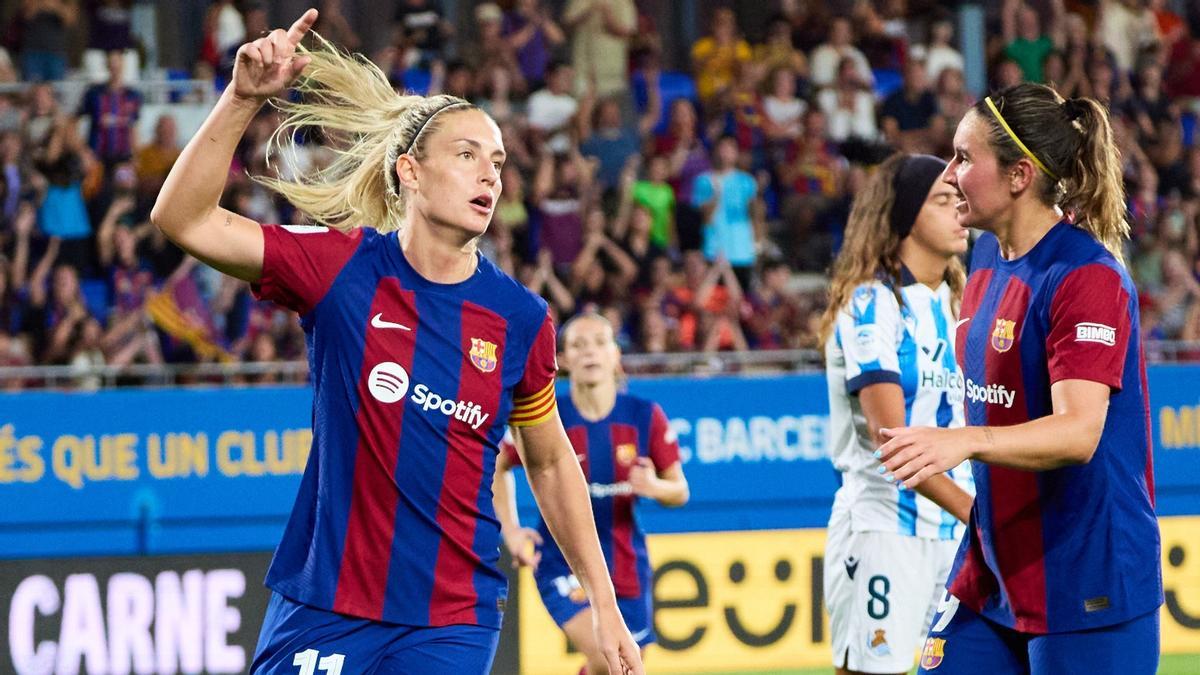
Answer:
[
  {"left": 878, "top": 379, "right": 1110, "bottom": 488},
  {"left": 860, "top": 382, "right": 973, "bottom": 523}
]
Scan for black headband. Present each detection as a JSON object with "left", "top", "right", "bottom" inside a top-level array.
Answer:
[{"left": 889, "top": 155, "right": 948, "bottom": 239}]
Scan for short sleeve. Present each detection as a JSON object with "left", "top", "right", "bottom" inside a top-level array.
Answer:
[
  {"left": 690, "top": 174, "right": 713, "bottom": 208},
  {"left": 1046, "top": 264, "right": 1132, "bottom": 389},
  {"left": 251, "top": 224, "right": 363, "bottom": 315},
  {"left": 836, "top": 283, "right": 903, "bottom": 394},
  {"left": 648, "top": 403, "right": 681, "bottom": 471},
  {"left": 509, "top": 311, "right": 559, "bottom": 427}
]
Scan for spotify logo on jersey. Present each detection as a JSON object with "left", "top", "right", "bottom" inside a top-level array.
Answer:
[{"left": 368, "top": 362, "right": 411, "bottom": 403}]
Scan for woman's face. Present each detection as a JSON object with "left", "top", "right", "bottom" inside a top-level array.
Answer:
[
  {"left": 562, "top": 315, "right": 620, "bottom": 387},
  {"left": 772, "top": 69, "right": 795, "bottom": 98},
  {"left": 907, "top": 175, "right": 970, "bottom": 258},
  {"left": 404, "top": 109, "right": 505, "bottom": 238},
  {"left": 943, "top": 110, "right": 1012, "bottom": 231}
]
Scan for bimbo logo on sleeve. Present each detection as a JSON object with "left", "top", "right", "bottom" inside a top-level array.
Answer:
[{"left": 1074, "top": 322, "right": 1116, "bottom": 346}]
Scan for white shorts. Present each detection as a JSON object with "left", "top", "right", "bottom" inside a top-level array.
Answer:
[{"left": 824, "top": 504, "right": 960, "bottom": 673}]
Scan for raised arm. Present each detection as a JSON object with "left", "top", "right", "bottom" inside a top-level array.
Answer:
[
  {"left": 516, "top": 413, "right": 644, "bottom": 675},
  {"left": 150, "top": 9, "right": 318, "bottom": 283}
]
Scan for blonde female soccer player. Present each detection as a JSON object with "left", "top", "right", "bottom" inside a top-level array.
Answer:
[
  {"left": 494, "top": 312, "right": 688, "bottom": 675},
  {"left": 821, "top": 153, "right": 976, "bottom": 675},
  {"left": 150, "top": 9, "right": 642, "bottom": 674}
]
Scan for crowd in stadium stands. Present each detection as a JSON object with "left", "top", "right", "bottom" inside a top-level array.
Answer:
[{"left": 1, "top": 0, "right": 1200, "bottom": 388}]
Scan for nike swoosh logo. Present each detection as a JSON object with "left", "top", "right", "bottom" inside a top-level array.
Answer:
[
  {"left": 371, "top": 313, "right": 412, "bottom": 331},
  {"left": 955, "top": 317, "right": 971, "bottom": 329},
  {"left": 630, "top": 627, "right": 652, "bottom": 643}
]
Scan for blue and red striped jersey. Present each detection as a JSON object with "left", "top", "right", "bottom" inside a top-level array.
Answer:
[
  {"left": 503, "top": 392, "right": 680, "bottom": 598},
  {"left": 950, "top": 223, "right": 1162, "bottom": 634},
  {"left": 252, "top": 224, "right": 558, "bottom": 629}
]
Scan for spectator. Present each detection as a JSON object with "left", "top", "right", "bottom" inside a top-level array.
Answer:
[
  {"left": 691, "top": 135, "right": 762, "bottom": 288},
  {"left": 745, "top": 258, "right": 803, "bottom": 349},
  {"left": 761, "top": 66, "right": 806, "bottom": 144},
  {"left": 627, "top": 154, "right": 676, "bottom": 252},
  {"left": 754, "top": 15, "right": 809, "bottom": 82},
  {"left": 880, "top": 57, "right": 943, "bottom": 154},
  {"left": 1125, "top": 60, "right": 1176, "bottom": 143},
  {"left": 654, "top": 98, "right": 710, "bottom": 252},
  {"left": 503, "top": 0, "right": 565, "bottom": 90},
  {"left": 1098, "top": 0, "right": 1159, "bottom": 74},
  {"left": 664, "top": 251, "right": 749, "bottom": 352},
  {"left": 850, "top": 0, "right": 907, "bottom": 71},
  {"left": 1149, "top": 0, "right": 1186, "bottom": 50},
  {"left": 570, "top": 205, "right": 637, "bottom": 304},
  {"left": 774, "top": 0, "right": 830, "bottom": 55},
  {"left": 934, "top": 67, "right": 974, "bottom": 151},
  {"left": 912, "top": 16, "right": 964, "bottom": 85},
  {"left": 200, "top": 0, "right": 243, "bottom": 71},
  {"left": 817, "top": 56, "right": 879, "bottom": 143},
  {"left": 578, "top": 70, "right": 660, "bottom": 193},
  {"left": 474, "top": 63, "right": 522, "bottom": 124},
  {"left": 13, "top": 0, "right": 77, "bottom": 82},
  {"left": 313, "top": 0, "right": 361, "bottom": 51},
  {"left": 519, "top": 248, "right": 575, "bottom": 320},
  {"left": 808, "top": 16, "right": 873, "bottom": 91},
  {"left": 992, "top": 57, "right": 1025, "bottom": 90},
  {"left": 97, "top": 215, "right": 161, "bottom": 368},
  {"left": 533, "top": 150, "right": 595, "bottom": 269},
  {"left": 78, "top": 50, "right": 141, "bottom": 170},
  {"left": 393, "top": 0, "right": 453, "bottom": 68},
  {"left": 1, "top": 130, "right": 34, "bottom": 222},
  {"left": 563, "top": 0, "right": 636, "bottom": 98},
  {"left": 463, "top": 3, "right": 525, "bottom": 96},
  {"left": 1001, "top": 0, "right": 1064, "bottom": 84},
  {"left": 83, "top": 0, "right": 137, "bottom": 84},
  {"left": 133, "top": 114, "right": 180, "bottom": 203},
  {"left": 527, "top": 60, "right": 579, "bottom": 155},
  {"left": 691, "top": 8, "right": 752, "bottom": 106},
  {"left": 34, "top": 116, "right": 97, "bottom": 271}
]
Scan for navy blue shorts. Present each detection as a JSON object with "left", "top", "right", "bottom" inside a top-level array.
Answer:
[
  {"left": 534, "top": 570, "right": 656, "bottom": 647},
  {"left": 917, "top": 592, "right": 1160, "bottom": 675},
  {"left": 251, "top": 592, "right": 500, "bottom": 674}
]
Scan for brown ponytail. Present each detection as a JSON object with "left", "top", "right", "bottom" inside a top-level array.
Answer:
[
  {"left": 972, "top": 83, "right": 1129, "bottom": 263},
  {"left": 1059, "top": 97, "right": 1130, "bottom": 263}
]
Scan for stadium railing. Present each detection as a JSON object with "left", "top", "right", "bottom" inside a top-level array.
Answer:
[{"left": 2, "top": 341, "right": 1198, "bottom": 389}]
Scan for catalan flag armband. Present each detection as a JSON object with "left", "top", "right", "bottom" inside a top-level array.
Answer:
[{"left": 509, "top": 380, "right": 557, "bottom": 427}]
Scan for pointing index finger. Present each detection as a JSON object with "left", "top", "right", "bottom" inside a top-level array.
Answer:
[{"left": 287, "top": 8, "right": 319, "bottom": 45}]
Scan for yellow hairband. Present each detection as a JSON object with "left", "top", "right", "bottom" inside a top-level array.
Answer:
[{"left": 984, "top": 96, "right": 1058, "bottom": 180}]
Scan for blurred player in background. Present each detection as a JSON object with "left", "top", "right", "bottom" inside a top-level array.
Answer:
[
  {"left": 150, "top": 9, "right": 642, "bottom": 674},
  {"left": 820, "top": 153, "right": 976, "bottom": 675},
  {"left": 494, "top": 311, "right": 689, "bottom": 675},
  {"left": 879, "top": 83, "right": 1161, "bottom": 674}
]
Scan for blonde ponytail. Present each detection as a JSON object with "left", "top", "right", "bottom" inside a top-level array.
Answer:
[{"left": 254, "top": 32, "right": 475, "bottom": 233}]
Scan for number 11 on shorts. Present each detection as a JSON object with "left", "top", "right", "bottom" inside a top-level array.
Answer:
[{"left": 293, "top": 649, "right": 346, "bottom": 675}]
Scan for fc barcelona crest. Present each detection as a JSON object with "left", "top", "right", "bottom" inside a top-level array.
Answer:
[
  {"left": 616, "top": 443, "right": 638, "bottom": 466},
  {"left": 991, "top": 318, "right": 1016, "bottom": 353},
  {"left": 920, "top": 637, "right": 946, "bottom": 670},
  {"left": 469, "top": 338, "right": 498, "bottom": 373}
]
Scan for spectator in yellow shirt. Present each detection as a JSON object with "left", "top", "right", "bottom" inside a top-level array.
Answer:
[{"left": 691, "top": 8, "right": 751, "bottom": 106}]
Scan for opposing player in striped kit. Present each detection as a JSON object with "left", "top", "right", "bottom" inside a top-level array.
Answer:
[
  {"left": 820, "top": 153, "right": 976, "bottom": 675},
  {"left": 493, "top": 312, "right": 689, "bottom": 675},
  {"left": 150, "top": 9, "right": 643, "bottom": 675}
]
